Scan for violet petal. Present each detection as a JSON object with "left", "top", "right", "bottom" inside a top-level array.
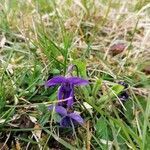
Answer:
[
  {"left": 58, "top": 85, "right": 65, "bottom": 100},
  {"left": 48, "top": 105, "right": 67, "bottom": 116},
  {"left": 60, "top": 116, "right": 71, "bottom": 127},
  {"left": 69, "top": 113, "right": 84, "bottom": 124},
  {"left": 58, "top": 85, "right": 74, "bottom": 106},
  {"left": 67, "top": 77, "right": 89, "bottom": 85},
  {"left": 58, "top": 85, "right": 72, "bottom": 99},
  {"left": 45, "top": 76, "right": 67, "bottom": 87},
  {"left": 119, "top": 92, "right": 129, "bottom": 101},
  {"left": 67, "top": 89, "right": 74, "bottom": 107}
]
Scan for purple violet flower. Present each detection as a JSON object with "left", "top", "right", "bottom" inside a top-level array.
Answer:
[
  {"left": 49, "top": 105, "right": 84, "bottom": 127},
  {"left": 119, "top": 91, "right": 129, "bottom": 102},
  {"left": 118, "top": 81, "right": 129, "bottom": 102},
  {"left": 46, "top": 76, "right": 89, "bottom": 107}
]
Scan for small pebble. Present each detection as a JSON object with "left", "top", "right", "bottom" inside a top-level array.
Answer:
[
  {"left": 142, "top": 65, "right": 150, "bottom": 75},
  {"left": 110, "top": 43, "right": 126, "bottom": 56}
]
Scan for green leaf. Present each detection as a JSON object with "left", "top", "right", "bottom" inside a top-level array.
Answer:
[
  {"left": 52, "top": 113, "right": 62, "bottom": 123},
  {"left": 43, "top": 128, "right": 77, "bottom": 150},
  {"left": 73, "top": 59, "right": 87, "bottom": 78},
  {"left": 37, "top": 104, "right": 50, "bottom": 126},
  {"left": 97, "top": 84, "right": 124, "bottom": 105},
  {"left": 124, "top": 100, "right": 134, "bottom": 121},
  {"left": 112, "top": 84, "right": 124, "bottom": 94},
  {"left": 145, "top": 133, "right": 150, "bottom": 149},
  {"left": 37, "top": 104, "right": 47, "bottom": 113},
  {"left": 39, "top": 111, "right": 50, "bottom": 126},
  {"left": 92, "top": 79, "right": 102, "bottom": 97},
  {"left": 95, "top": 117, "right": 112, "bottom": 140}
]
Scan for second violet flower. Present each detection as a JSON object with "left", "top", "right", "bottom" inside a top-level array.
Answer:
[{"left": 48, "top": 105, "right": 84, "bottom": 127}]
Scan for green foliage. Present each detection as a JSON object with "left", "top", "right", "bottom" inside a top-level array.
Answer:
[
  {"left": 37, "top": 104, "right": 51, "bottom": 126},
  {"left": 92, "top": 78, "right": 102, "bottom": 98},
  {"left": 96, "top": 116, "right": 112, "bottom": 140},
  {"left": 73, "top": 59, "right": 87, "bottom": 78},
  {"left": 97, "top": 84, "right": 124, "bottom": 105}
]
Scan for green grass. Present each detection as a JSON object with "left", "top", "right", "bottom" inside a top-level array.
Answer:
[{"left": 0, "top": 0, "right": 150, "bottom": 149}]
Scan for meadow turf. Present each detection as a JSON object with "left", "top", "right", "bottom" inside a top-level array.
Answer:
[{"left": 0, "top": 0, "right": 150, "bottom": 149}]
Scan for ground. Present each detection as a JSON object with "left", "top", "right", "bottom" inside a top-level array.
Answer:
[{"left": 0, "top": 0, "right": 150, "bottom": 149}]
